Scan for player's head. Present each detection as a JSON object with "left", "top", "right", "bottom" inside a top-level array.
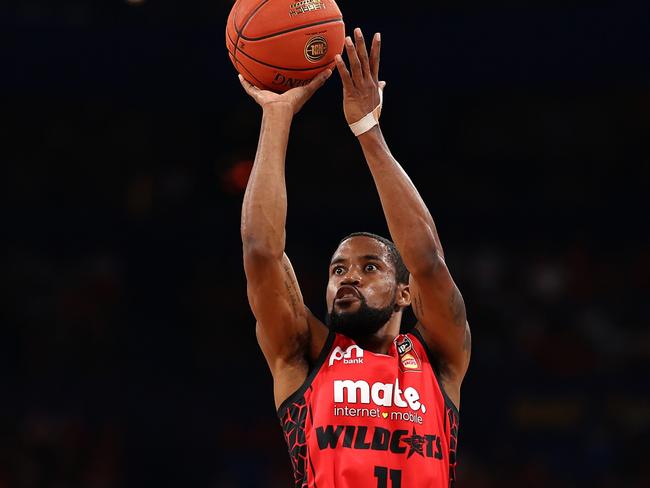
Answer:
[{"left": 325, "top": 232, "right": 410, "bottom": 339}]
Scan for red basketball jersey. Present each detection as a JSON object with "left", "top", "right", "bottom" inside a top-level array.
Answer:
[{"left": 278, "top": 329, "right": 460, "bottom": 487}]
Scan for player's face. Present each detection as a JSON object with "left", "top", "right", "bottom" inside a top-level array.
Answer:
[{"left": 326, "top": 236, "right": 398, "bottom": 334}]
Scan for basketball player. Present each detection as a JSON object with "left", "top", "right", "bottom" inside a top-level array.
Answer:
[{"left": 238, "top": 28, "right": 471, "bottom": 487}]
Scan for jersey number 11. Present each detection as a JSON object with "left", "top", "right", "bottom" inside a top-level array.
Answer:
[{"left": 374, "top": 466, "right": 402, "bottom": 488}]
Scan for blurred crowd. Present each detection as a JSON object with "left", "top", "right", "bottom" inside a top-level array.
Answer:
[{"left": 5, "top": 223, "right": 649, "bottom": 487}]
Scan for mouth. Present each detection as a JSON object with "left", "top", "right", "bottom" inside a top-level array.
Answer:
[{"left": 335, "top": 285, "right": 361, "bottom": 301}]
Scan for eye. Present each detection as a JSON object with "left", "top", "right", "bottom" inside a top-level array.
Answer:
[
  {"left": 365, "top": 263, "right": 378, "bottom": 272},
  {"left": 333, "top": 266, "right": 345, "bottom": 275}
]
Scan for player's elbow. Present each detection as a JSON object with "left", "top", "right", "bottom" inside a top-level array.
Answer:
[
  {"left": 407, "top": 249, "right": 446, "bottom": 278},
  {"left": 242, "top": 237, "right": 284, "bottom": 262}
]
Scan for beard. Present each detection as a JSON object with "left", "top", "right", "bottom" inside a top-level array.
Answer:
[{"left": 326, "top": 294, "right": 396, "bottom": 339}]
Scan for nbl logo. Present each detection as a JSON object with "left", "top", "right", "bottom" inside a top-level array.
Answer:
[
  {"left": 304, "top": 36, "right": 328, "bottom": 63},
  {"left": 396, "top": 335, "right": 422, "bottom": 372}
]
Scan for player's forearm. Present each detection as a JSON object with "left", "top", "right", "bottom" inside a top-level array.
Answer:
[
  {"left": 358, "top": 127, "right": 445, "bottom": 271},
  {"left": 241, "top": 104, "right": 294, "bottom": 258}
]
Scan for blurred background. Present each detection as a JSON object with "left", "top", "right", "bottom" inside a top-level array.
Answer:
[{"left": 3, "top": 0, "right": 649, "bottom": 486}]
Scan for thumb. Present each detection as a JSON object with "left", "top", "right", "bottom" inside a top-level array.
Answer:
[
  {"left": 239, "top": 74, "right": 260, "bottom": 98},
  {"left": 306, "top": 68, "right": 333, "bottom": 94},
  {"left": 379, "top": 80, "right": 387, "bottom": 91}
]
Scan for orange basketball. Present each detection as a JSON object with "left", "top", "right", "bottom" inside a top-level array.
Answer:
[{"left": 226, "top": 0, "right": 345, "bottom": 92}]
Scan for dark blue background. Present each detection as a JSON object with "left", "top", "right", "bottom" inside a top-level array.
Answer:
[{"left": 3, "top": 1, "right": 649, "bottom": 487}]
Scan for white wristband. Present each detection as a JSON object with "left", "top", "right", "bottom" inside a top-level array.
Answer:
[{"left": 348, "top": 89, "right": 383, "bottom": 137}]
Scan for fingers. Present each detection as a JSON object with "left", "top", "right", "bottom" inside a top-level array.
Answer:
[
  {"left": 354, "top": 28, "right": 371, "bottom": 78},
  {"left": 335, "top": 54, "right": 354, "bottom": 92},
  {"left": 344, "top": 35, "right": 363, "bottom": 84},
  {"left": 238, "top": 74, "right": 259, "bottom": 99},
  {"left": 305, "top": 68, "right": 332, "bottom": 95},
  {"left": 369, "top": 32, "right": 381, "bottom": 82}
]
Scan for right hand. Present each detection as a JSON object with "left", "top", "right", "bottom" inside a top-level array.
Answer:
[
  {"left": 335, "top": 28, "right": 386, "bottom": 126},
  {"left": 238, "top": 69, "right": 332, "bottom": 115}
]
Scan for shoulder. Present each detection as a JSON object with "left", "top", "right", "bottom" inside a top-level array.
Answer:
[
  {"left": 305, "top": 307, "right": 332, "bottom": 364},
  {"left": 409, "top": 326, "right": 464, "bottom": 412}
]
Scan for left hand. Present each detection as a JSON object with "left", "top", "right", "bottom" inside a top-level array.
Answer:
[
  {"left": 335, "top": 27, "right": 387, "bottom": 125},
  {"left": 238, "top": 69, "right": 332, "bottom": 115}
]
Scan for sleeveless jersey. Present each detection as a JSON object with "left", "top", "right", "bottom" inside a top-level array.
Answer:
[{"left": 278, "top": 329, "right": 460, "bottom": 487}]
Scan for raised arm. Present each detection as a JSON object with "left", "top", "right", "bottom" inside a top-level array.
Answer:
[
  {"left": 239, "top": 73, "right": 331, "bottom": 407},
  {"left": 335, "top": 29, "right": 470, "bottom": 407}
]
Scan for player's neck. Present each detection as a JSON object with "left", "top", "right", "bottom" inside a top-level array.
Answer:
[{"left": 351, "top": 318, "right": 401, "bottom": 355}]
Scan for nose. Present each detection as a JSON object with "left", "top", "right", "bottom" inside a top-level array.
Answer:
[{"left": 341, "top": 267, "right": 362, "bottom": 286}]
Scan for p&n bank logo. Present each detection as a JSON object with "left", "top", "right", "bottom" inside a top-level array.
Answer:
[{"left": 329, "top": 344, "right": 364, "bottom": 366}]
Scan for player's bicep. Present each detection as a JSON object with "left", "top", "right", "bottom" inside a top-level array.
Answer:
[
  {"left": 244, "top": 252, "right": 309, "bottom": 361},
  {"left": 410, "top": 255, "right": 470, "bottom": 377}
]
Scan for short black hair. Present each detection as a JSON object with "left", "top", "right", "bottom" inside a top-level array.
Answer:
[{"left": 337, "top": 232, "right": 410, "bottom": 285}]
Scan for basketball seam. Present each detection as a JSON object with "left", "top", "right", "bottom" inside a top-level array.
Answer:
[
  {"left": 237, "top": 17, "right": 343, "bottom": 41},
  {"left": 232, "top": 0, "right": 272, "bottom": 68},
  {"left": 227, "top": 29, "right": 336, "bottom": 72},
  {"left": 227, "top": 47, "right": 273, "bottom": 91}
]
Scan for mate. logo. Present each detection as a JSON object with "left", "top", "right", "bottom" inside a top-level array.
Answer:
[
  {"left": 304, "top": 35, "right": 328, "bottom": 63},
  {"left": 333, "top": 378, "right": 426, "bottom": 413}
]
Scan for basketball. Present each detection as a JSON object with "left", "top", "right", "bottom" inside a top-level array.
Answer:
[{"left": 226, "top": 0, "right": 345, "bottom": 92}]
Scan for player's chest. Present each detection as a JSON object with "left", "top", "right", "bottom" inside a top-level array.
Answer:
[{"left": 309, "top": 338, "right": 439, "bottom": 427}]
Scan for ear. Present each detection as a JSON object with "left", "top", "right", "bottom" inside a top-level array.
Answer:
[{"left": 395, "top": 283, "right": 411, "bottom": 309}]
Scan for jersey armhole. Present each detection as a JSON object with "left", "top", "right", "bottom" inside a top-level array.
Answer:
[
  {"left": 276, "top": 329, "right": 336, "bottom": 417},
  {"left": 409, "top": 328, "right": 461, "bottom": 418}
]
